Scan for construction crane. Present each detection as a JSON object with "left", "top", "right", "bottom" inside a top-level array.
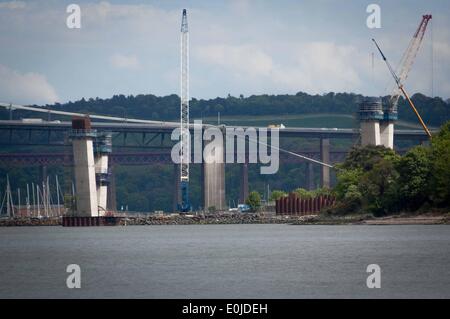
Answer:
[
  {"left": 179, "top": 9, "right": 191, "bottom": 212},
  {"left": 372, "top": 14, "right": 432, "bottom": 139}
]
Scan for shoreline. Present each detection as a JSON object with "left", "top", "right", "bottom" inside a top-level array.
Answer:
[{"left": 0, "top": 212, "right": 449, "bottom": 227}]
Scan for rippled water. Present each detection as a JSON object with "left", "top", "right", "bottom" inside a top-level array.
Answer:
[{"left": 0, "top": 224, "right": 449, "bottom": 298}]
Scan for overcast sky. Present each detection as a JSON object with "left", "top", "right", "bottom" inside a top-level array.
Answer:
[{"left": 0, "top": 0, "right": 449, "bottom": 105}]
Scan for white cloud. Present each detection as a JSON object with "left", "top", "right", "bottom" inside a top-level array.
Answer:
[
  {"left": 229, "top": 0, "right": 251, "bottom": 15},
  {"left": 0, "top": 64, "right": 58, "bottom": 105},
  {"left": 0, "top": 1, "right": 449, "bottom": 101},
  {"left": 196, "top": 44, "right": 273, "bottom": 77},
  {"left": 109, "top": 54, "right": 140, "bottom": 70},
  {"left": 272, "top": 42, "right": 365, "bottom": 93},
  {"left": 195, "top": 41, "right": 368, "bottom": 95},
  {"left": 0, "top": 1, "right": 26, "bottom": 10}
]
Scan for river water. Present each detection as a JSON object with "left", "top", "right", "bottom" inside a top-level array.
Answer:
[{"left": 0, "top": 224, "right": 449, "bottom": 298}]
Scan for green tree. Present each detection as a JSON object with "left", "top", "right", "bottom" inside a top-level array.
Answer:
[
  {"left": 359, "top": 158, "right": 399, "bottom": 216},
  {"left": 430, "top": 121, "right": 450, "bottom": 206},
  {"left": 294, "top": 188, "right": 313, "bottom": 198},
  {"left": 246, "top": 191, "right": 261, "bottom": 212},
  {"left": 340, "top": 145, "right": 399, "bottom": 172},
  {"left": 334, "top": 145, "right": 400, "bottom": 215},
  {"left": 334, "top": 168, "right": 362, "bottom": 199},
  {"left": 269, "top": 190, "right": 287, "bottom": 201},
  {"left": 395, "top": 146, "right": 431, "bottom": 210}
]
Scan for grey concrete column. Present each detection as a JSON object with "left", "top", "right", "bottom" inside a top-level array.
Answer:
[
  {"left": 39, "top": 165, "right": 48, "bottom": 184},
  {"left": 379, "top": 122, "right": 394, "bottom": 149},
  {"left": 361, "top": 121, "right": 381, "bottom": 146},
  {"left": 72, "top": 138, "right": 98, "bottom": 216},
  {"left": 107, "top": 165, "right": 117, "bottom": 211},
  {"left": 203, "top": 137, "right": 226, "bottom": 211},
  {"left": 305, "top": 162, "right": 315, "bottom": 190},
  {"left": 239, "top": 162, "right": 249, "bottom": 204},
  {"left": 173, "top": 163, "right": 180, "bottom": 212},
  {"left": 320, "top": 138, "right": 330, "bottom": 188}
]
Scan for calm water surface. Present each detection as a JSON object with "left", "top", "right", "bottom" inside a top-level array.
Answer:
[{"left": 0, "top": 224, "right": 449, "bottom": 298}]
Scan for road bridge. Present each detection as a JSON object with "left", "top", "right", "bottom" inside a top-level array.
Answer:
[{"left": 0, "top": 116, "right": 431, "bottom": 212}]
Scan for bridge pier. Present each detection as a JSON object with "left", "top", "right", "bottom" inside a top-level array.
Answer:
[
  {"left": 320, "top": 138, "right": 330, "bottom": 188},
  {"left": 107, "top": 165, "right": 117, "bottom": 211},
  {"left": 239, "top": 162, "right": 249, "bottom": 204},
  {"left": 203, "top": 138, "right": 226, "bottom": 211},
  {"left": 94, "top": 133, "right": 112, "bottom": 215},
  {"left": 359, "top": 97, "right": 383, "bottom": 146},
  {"left": 70, "top": 117, "right": 98, "bottom": 217},
  {"left": 380, "top": 122, "right": 394, "bottom": 149},
  {"left": 306, "top": 162, "right": 315, "bottom": 190},
  {"left": 173, "top": 163, "right": 180, "bottom": 212},
  {"left": 39, "top": 165, "right": 48, "bottom": 184}
]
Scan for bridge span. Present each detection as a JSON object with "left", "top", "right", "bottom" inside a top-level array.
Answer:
[
  {"left": 0, "top": 120, "right": 431, "bottom": 140},
  {"left": 0, "top": 117, "right": 430, "bottom": 212}
]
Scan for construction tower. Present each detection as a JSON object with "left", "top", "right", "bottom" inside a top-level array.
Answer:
[{"left": 178, "top": 9, "right": 191, "bottom": 212}]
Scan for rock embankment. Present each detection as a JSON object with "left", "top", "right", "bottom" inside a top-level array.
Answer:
[
  {"left": 1, "top": 212, "right": 448, "bottom": 226},
  {"left": 119, "top": 214, "right": 305, "bottom": 225},
  {"left": 0, "top": 214, "right": 313, "bottom": 226},
  {"left": 0, "top": 217, "right": 61, "bottom": 227}
]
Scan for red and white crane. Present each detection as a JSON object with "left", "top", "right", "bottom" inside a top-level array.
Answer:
[{"left": 373, "top": 14, "right": 433, "bottom": 139}]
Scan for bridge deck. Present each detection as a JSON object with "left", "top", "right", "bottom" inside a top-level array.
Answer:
[{"left": 0, "top": 120, "right": 431, "bottom": 140}]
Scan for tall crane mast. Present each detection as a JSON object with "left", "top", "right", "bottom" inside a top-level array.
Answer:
[
  {"left": 179, "top": 9, "right": 191, "bottom": 212},
  {"left": 373, "top": 14, "right": 433, "bottom": 139}
]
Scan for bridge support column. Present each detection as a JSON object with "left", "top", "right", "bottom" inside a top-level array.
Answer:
[
  {"left": 173, "top": 163, "right": 180, "bottom": 212},
  {"left": 70, "top": 117, "right": 98, "bottom": 217},
  {"left": 94, "top": 133, "right": 112, "bottom": 216},
  {"left": 306, "top": 162, "right": 315, "bottom": 190},
  {"left": 39, "top": 165, "right": 48, "bottom": 184},
  {"left": 380, "top": 122, "right": 394, "bottom": 149},
  {"left": 239, "top": 162, "right": 249, "bottom": 204},
  {"left": 361, "top": 121, "right": 381, "bottom": 146},
  {"left": 203, "top": 137, "right": 225, "bottom": 211},
  {"left": 107, "top": 165, "right": 117, "bottom": 211},
  {"left": 320, "top": 138, "right": 330, "bottom": 188}
]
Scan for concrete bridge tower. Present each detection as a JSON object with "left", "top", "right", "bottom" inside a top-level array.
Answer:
[
  {"left": 203, "top": 133, "right": 226, "bottom": 211},
  {"left": 379, "top": 98, "right": 397, "bottom": 149},
  {"left": 94, "top": 132, "right": 112, "bottom": 215},
  {"left": 70, "top": 117, "right": 98, "bottom": 216},
  {"left": 358, "top": 97, "right": 383, "bottom": 146}
]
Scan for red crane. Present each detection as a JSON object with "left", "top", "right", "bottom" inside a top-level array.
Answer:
[{"left": 373, "top": 14, "right": 433, "bottom": 138}]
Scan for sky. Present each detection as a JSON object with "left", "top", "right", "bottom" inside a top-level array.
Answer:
[{"left": 0, "top": 0, "right": 449, "bottom": 105}]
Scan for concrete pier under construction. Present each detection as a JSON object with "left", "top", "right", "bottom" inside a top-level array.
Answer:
[
  {"left": 203, "top": 138, "right": 226, "bottom": 211},
  {"left": 70, "top": 117, "right": 99, "bottom": 217},
  {"left": 94, "top": 132, "right": 112, "bottom": 215},
  {"left": 359, "top": 97, "right": 383, "bottom": 147}
]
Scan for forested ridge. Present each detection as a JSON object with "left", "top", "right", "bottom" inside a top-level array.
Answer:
[
  {"left": 1, "top": 91, "right": 449, "bottom": 213},
  {"left": 9, "top": 91, "right": 448, "bottom": 127}
]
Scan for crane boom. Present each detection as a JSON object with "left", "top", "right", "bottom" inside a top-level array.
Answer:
[
  {"left": 387, "top": 15, "right": 432, "bottom": 113},
  {"left": 372, "top": 38, "right": 432, "bottom": 139}
]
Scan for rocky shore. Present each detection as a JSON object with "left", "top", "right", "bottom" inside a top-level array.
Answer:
[
  {"left": 118, "top": 213, "right": 305, "bottom": 225},
  {"left": 0, "top": 214, "right": 315, "bottom": 226},
  {"left": 0, "top": 212, "right": 448, "bottom": 226},
  {"left": 0, "top": 217, "right": 61, "bottom": 227}
]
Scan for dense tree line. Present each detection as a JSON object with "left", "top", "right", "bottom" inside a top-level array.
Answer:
[
  {"left": 269, "top": 120, "right": 450, "bottom": 216},
  {"left": 1, "top": 91, "right": 448, "bottom": 127},
  {"left": 332, "top": 120, "right": 450, "bottom": 215}
]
